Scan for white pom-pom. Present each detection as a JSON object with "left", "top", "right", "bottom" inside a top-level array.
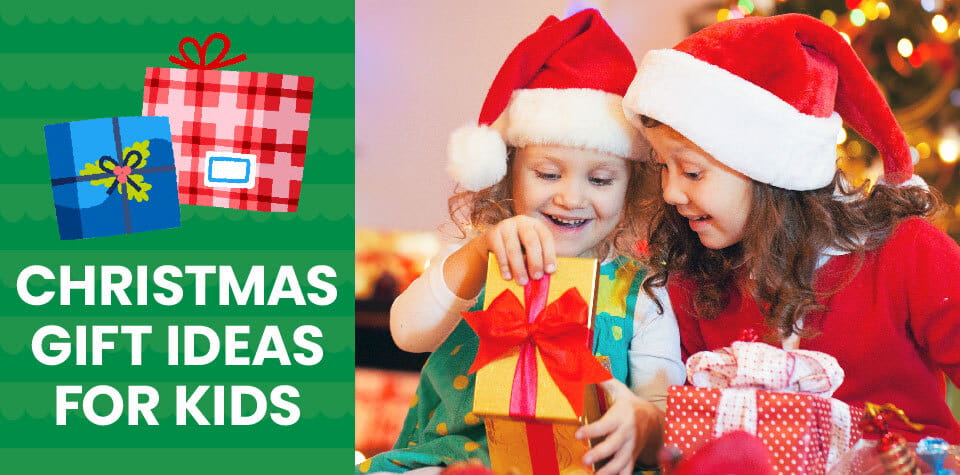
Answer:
[{"left": 446, "top": 125, "right": 508, "bottom": 191}]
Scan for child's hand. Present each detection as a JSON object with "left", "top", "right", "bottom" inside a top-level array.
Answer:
[
  {"left": 479, "top": 215, "right": 556, "bottom": 285},
  {"left": 576, "top": 378, "right": 663, "bottom": 475}
]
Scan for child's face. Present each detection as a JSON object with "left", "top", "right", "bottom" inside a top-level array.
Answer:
[
  {"left": 642, "top": 124, "right": 753, "bottom": 250},
  {"left": 511, "top": 144, "right": 629, "bottom": 258}
]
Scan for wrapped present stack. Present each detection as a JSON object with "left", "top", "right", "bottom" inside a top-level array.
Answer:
[
  {"left": 463, "top": 254, "right": 611, "bottom": 475},
  {"left": 664, "top": 338, "right": 864, "bottom": 475}
]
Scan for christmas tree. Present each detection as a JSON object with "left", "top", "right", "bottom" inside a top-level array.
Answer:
[{"left": 715, "top": 0, "right": 960, "bottom": 239}]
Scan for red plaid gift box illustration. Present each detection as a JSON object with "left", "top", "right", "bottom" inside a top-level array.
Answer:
[
  {"left": 143, "top": 33, "right": 313, "bottom": 212},
  {"left": 665, "top": 341, "right": 863, "bottom": 475}
]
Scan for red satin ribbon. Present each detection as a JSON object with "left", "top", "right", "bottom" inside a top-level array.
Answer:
[
  {"left": 525, "top": 421, "right": 560, "bottom": 473},
  {"left": 168, "top": 33, "right": 248, "bottom": 70},
  {"left": 464, "top": 284, "right": 612, "bottom": 418}
]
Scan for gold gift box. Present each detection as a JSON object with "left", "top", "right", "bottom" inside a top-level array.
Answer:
[{"left": 473, "top": 254, "right": 603, "bottom": 474}]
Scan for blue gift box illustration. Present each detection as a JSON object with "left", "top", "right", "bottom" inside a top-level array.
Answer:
[{"left": 44, "top": 116, "right": 181, "bottom": 240}]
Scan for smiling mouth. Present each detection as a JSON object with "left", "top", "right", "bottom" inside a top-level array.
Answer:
[
  {"left": 544, "top": 213, "right": 590, "bottom": 228},
  {"left": 690, "top": 215, "right": 711, "bottom": 221}
]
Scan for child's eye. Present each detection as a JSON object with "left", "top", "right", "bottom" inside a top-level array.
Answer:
[
  {"left": 535, "top": 171, "right": 560, "bottom": 180},
  {"left": 589, "top": 177, "right": 614, "bottom": 186},
  {"left": 684, "top": 171, "right": 702, "bottom": 180}
]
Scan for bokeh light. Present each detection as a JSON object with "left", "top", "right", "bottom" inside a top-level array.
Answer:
[
  {"left": 850, "top": 9, "right": 867, "bottom": 26},
  {"left": 939, "top": 138, "right": 960, "bottom": 163},
  {"left": 821, "top": 9, "right": 837, "bottom": 26},
  {"left": 897, "top": 38, "right": 914, "bottom": 57},
  {"left": 933, "top": 14, "right": 948, "bottom": 33}
]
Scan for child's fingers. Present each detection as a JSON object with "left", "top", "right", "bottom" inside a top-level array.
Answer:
[
  {"left": 500, "top": 227, "right": 528, "bottom": 285},
  {"left": 534, "top": 223, "right": 557, "bottom": 273},
  {"left": 576, "top": 413, "right": 616, "bottom": 441},
  {"left": 487, "top": 230, "right": 511, "bottom": 281},
  {"left": 582, "top": 426, "right": 627, "bottom": 468},
  {"left": 594, "top": 444, "right": 636, "bottom": 475},
  {"left": 518, "top": 224, "right": 544, "bottom": 280}
]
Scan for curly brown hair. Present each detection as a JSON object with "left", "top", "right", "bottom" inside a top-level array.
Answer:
[
  {"left": 637, "top": 116, "right": 944, "bottom": 337},
  {"left": 447, "top": 147, "right": 652, "bottom": 259}
]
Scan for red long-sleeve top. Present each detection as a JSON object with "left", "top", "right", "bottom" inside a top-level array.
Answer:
[{"left": 668, "top": 217, "right": 960, "bottom": 442}]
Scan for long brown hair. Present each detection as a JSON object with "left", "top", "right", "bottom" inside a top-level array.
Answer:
[
  {"left": 638, "top": 117, "right": 943, "bottom": 337},
  {"left": 447, "top": 147, "right": 651, "bottom": 259}
]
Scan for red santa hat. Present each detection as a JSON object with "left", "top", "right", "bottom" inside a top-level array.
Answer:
[
  {"left": 623, "top": 13, "right": 924, "bottom": 191},
  {"left": 448, "top": 8, "right": 642, "bottom": 191}
]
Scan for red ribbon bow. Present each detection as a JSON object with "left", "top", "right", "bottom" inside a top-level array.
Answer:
[
  {"left": 168, "top": 33, "right": 248, "bottom": 70},
  {"left": 464, "top": 287, "right": 612, "bottom": 418}
]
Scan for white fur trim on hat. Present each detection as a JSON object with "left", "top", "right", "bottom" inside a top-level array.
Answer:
[
  {"left": 497, "top": 88, "right": 642, "bottom": 160},
  {"left": 624, "top": 49, "right": 843, "bottom": 191},
  {"left": 877, "top": 173, "right": 928, "bottom": 190},
  {"left": 447, "top": 124, "right": 508, "bottom": 191},
  {"left": 448, "top": 88, "right": 643, "bottom": 191}
]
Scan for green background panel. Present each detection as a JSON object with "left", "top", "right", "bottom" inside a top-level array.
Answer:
[{"left": 0, "top": 1, "right": 355, "bottom": 473}]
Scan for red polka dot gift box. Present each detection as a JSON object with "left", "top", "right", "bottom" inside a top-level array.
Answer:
[{"left": 664, "top": 341, "right": 864, "bottom": 475}]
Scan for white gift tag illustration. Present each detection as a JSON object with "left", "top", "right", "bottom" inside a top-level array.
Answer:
[{"left": 204, "top": 152, "right": 258, "bottom": 189}]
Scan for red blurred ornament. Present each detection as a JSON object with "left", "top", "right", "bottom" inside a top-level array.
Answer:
[
  {"left": 860, "top": 402, "right": 925, "bottom": 475},
  {"left": 667, "top": 431, "right": 775, "bottom": 475}
]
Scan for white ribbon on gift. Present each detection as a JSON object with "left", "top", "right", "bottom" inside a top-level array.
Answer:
[
  {"left": 827, "top": 399, "right": 853, "bottom": 468},
  {"left": 687, "top": 341, "right": 856, "bottom": 470}
]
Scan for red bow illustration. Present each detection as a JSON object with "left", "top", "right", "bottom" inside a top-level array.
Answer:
[
  {"left": 464, "top": 287, "right": 612, "bottom": 417},
  {"left": 169, "top": 33, "right": 248, "bottom": 70}
]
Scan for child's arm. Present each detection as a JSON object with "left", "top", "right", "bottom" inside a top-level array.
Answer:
[
  {"left": 905, "top": 220, "right": 960, "bottom": 386},
  {"left": 574, "top": 284, "right": 685, "bottom": 473},
  {"left": 391, "top": 215, "right": 556, "bottom": 353},
  {"left": 628, "top": 284, "right": 686, "bottom": 410},
  {"left": 390, "top": 242, "right": 480, "bottom": 353}
]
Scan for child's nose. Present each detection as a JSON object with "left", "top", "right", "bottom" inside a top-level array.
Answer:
[
  {"left": 661, "top": 173, "right": 688, "bottom": 206},
  {"left": 553, "top": 181, "right": 585, "bottom": 209}
]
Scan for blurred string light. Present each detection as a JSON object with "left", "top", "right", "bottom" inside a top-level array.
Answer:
[
  {"left": 862, "top": 2, "right": 880, "bottom": 21},
  {"left": 917, "top": 142, "right": 932, "bottom": 160},
  {"left": 933, "top": 14, "right": 948, "bottom": 33},
  {"left": 821, "top": 9, "right": 838, "bottom": 26},
  {"left": 921, "top": 0, "right": 937, "bottom": 13},
  {"left": 940, "top": 129, "right": 960, "bottom": 164},
  {"left": 898, "top": 38, "right": 915, "bottom": 57},
  {"left": 850, "top": 9, "right": 867, "bottom": 26},
  {"left": 951, "top": 89, "right": 960, "bottom": 107},
  {"left": 846, "top": 140, "right": 864, "bottom": 157},
  {"left": 837, "top": 128, "right": 848, "bottom": 145},
  {"left": 876, "top": 2, "right": 891, "bottom": 19},
  {"left": 940, "top": 138, "right": 960, "bottom": 163}
]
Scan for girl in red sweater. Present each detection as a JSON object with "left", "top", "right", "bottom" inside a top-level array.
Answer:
[{"left": 622, "top": 13, "right": 960, "bottom": 442}]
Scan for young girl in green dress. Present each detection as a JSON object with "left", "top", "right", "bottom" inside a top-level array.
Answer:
[{"left": 357, "top": 9, "right": 684, "bottom": 474}]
